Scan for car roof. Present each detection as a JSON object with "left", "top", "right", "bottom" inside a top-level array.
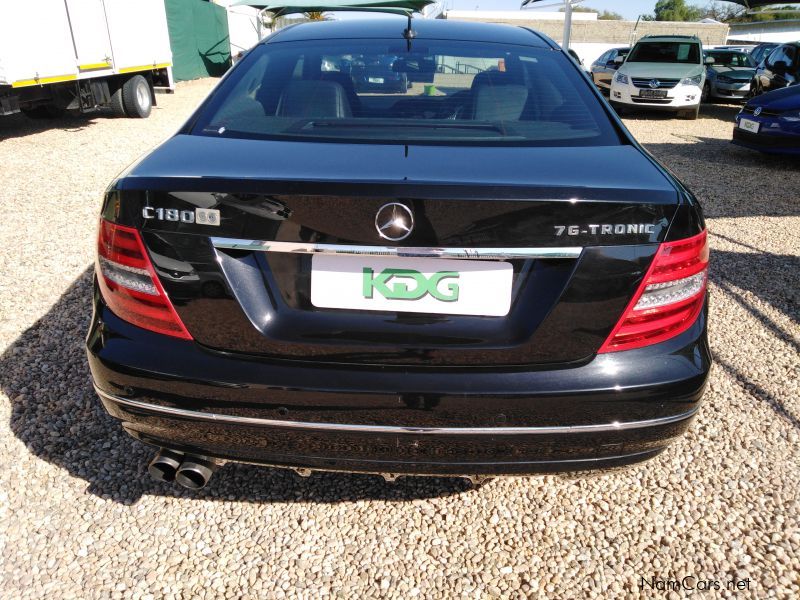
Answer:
[
  {"left": 265, "top": 18, "right": 552, "bottom": 48},
  {"left": 636, "top": 36, "right": 701, "bottom": 43}
]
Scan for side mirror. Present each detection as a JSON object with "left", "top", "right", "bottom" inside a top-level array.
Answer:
[
  {"left": 704, "top": 56, "right": 715, "bottom": 65},
  {"left": 614, "top": 55, "right": 625, "bottom": 65},
  {"left": 773, "top": 60, "right": 789, "bottom": 73}
]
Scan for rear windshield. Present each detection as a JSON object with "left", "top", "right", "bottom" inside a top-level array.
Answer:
[
  {"left": 706, "top": 51, "right": 755, "bottom": 68},
  {"left": 191, "top": 39, "right": 621, "bottom": 146},
  {"left": 628, "top": 41, "right": 701, "bottom": 64}
]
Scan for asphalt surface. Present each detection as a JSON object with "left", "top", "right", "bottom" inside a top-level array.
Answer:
[{"left": 1, "top": 80, "right": 798, "bottom": 599}]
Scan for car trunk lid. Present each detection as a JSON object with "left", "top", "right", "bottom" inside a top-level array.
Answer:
[{"left": 111, "top": 135, "right": 679, "bottom": 367}]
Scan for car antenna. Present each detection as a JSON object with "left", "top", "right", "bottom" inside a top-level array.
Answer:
[{"left": 403, "top": 11, "right": 416, "bottom": 51}]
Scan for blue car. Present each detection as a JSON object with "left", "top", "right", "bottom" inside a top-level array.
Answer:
[{"left": 733, "top": 84, "right": 800, "bottom": 155}]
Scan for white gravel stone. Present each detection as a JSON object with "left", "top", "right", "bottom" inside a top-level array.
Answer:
[{"left": 0, "top": 83, "right": 798, "bottom": 599}]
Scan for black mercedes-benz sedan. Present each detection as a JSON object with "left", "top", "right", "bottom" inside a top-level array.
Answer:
[{"left": 87, "top": 19, "right": 711, "bottom": 489}]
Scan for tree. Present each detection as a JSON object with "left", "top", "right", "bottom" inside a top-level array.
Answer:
[
  {"left": 598, "top": 10, "right": 624, "bottom": 21},
  {"left": 559, "top": 6, "right": 623, "bottom": 20},
  {"left": 303, "top": 11, "right": 329, "bottom": 21},
  {"left": 744, "top": 4, "right": 797, "bottom": 22},
  {"left": 701, "top": 1, "right": 745, "bottom": 22},
  {"left": 699, "top": 2, "right": 800, "bottom": 23},
  {"left": 653, "top": 0, "right": 703, "bottom": 22},
  {"left": 752, "top": 5, "right": 800, "bottom": 21}
]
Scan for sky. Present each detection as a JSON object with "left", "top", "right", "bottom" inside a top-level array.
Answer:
[{"left": 446, "top": 1, "right": 677, "bottom": 20}]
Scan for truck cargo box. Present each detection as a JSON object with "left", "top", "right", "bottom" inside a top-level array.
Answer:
[
  {"left": 0, "top": 0, "right": 172, "bottom": 87},
  {"left": 0, "top": 0, "right": 173, "bottom": 118}
]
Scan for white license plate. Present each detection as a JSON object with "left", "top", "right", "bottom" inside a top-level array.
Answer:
[
  {"left": 368, "top": 77, "right": 385, "bottom": 84},
  {"left": 311, "top": 255, "right": 513, "bottom": 317},
  {"left": 739, "top": 118, "right": 760, "bottom": 133},
  {"left": 639, "top": 89, "right": 667, "bottom": 99}
]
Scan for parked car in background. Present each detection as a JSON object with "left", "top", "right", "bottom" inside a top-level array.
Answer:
[
  {"left": 753, "top": 42, "right": 800, "bottom": 95},
  {"left": 733, "top": 84, "right": 800, "bottom": 155},
  {"left": 591, "top": 47, "right": 629, "bottom": 93},
  {"left": 712, "top": 45, "right": 755, "bottom": 53},
  {"left": 702, "top": 49, "right": 756, "bottom": 102},
  {"left": 86, "top": 19, "right": 710, "bottom": 489},
  {"left": 749, "top": 42, "right": 779, "bottom": 66},
  {"left": 353, "top": 54, "right": 409, "bottom": 94},
  {"left": 611, "top": 35, "right": 710, "bottom": 119},
  {"left": 567, "top": 48, "right": 589, "bottom": 72}
]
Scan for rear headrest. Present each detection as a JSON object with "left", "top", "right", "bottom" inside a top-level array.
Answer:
[
  {"left": 319, "top": 72, "right": 361, "bottom": 115},
  {"left": 276, "top": 80, "right": 352, "bottom": 118},
  {"left": 473, "top": 84, "right": 529, "bottom": 122},
  {"left": 471, "top": 70, "right": 526, "bottom": 91}
]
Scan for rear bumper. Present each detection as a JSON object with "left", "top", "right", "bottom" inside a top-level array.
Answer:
[{"left": 87, "top": 301, "right": 711, "bottom": 476}]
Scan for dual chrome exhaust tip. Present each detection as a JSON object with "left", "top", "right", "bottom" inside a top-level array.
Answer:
[
  {"left": 148, "top": 449, "right": 219, "bottom": 490},
  {"left": 148, "top": 450, "right": 494, "bottom": 489}
]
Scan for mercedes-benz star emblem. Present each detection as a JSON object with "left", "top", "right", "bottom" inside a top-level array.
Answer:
[
  {"left": 753, "top": 107, "right": 762, "bottom": 117},
  {"left": 375, "top": 203, "right": 414, "bottom": 242},
  {"left": 649, "top": 79, "right": 661, "bottom": 89}
]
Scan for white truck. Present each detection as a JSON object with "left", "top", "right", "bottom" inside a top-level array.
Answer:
[{"left": 0, "top": 0, "right": 173, "bottom": 119}]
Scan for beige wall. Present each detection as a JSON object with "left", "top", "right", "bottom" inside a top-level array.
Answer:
[{"left": 445, "top": 17, "right": 729, "bottom": 46}]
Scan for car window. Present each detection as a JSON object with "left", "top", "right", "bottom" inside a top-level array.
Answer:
[
  {"left": 707, "top": 52, "right": 755, "bottom": 68},
  {"left": 768, "top": 46, "right": 789, "bottom": 66},
  {"left": 597, "top": 51, "right": 610, "bottom": 64},
  {"left": 754, "top": 45, "right": 777, "bottom": 64},
  {"left": 192, "top": 39, "right": 621, "bottom": 147},
  {"left": 628, "top": 41, "right": 701, "bottom": 64}
]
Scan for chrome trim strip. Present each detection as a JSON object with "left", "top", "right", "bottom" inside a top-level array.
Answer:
[
  {"left": 210, "top": 238, "right": 583, "bottom": 260},
  {"left": 95, "top": 387, "right": 698, "bottom": 435}
]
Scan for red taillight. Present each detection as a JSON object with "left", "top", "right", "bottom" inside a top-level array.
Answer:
[
  {"left": 599, "top": 230, "right": 708, "bottom": 353},
  {"left": 96, "top": 219, "right": 192, "bottom": 340}
]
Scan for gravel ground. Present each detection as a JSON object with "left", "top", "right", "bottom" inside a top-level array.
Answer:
[{"left": 1, "top": 80, "right": 798, "bottom": 599}]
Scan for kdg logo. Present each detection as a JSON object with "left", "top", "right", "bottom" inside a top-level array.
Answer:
[{"left": 362, "top": 268, "right": 460, "bottom": 302}]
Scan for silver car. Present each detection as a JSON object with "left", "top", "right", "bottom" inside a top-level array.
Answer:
[
  {"left": 703, "top": 50, "right": 756, "bottom": 102},
  {"left": 591, "top": 47, "right": 629, "bottom": 93}
]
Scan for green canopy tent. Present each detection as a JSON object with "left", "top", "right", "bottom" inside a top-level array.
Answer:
[{"left": 231, "top": 1, "right": 435, "bottom": 17}]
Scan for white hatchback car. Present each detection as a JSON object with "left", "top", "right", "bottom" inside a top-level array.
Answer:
[{"left": 611, "top": 35, "right": 712, "bottom": 120}]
